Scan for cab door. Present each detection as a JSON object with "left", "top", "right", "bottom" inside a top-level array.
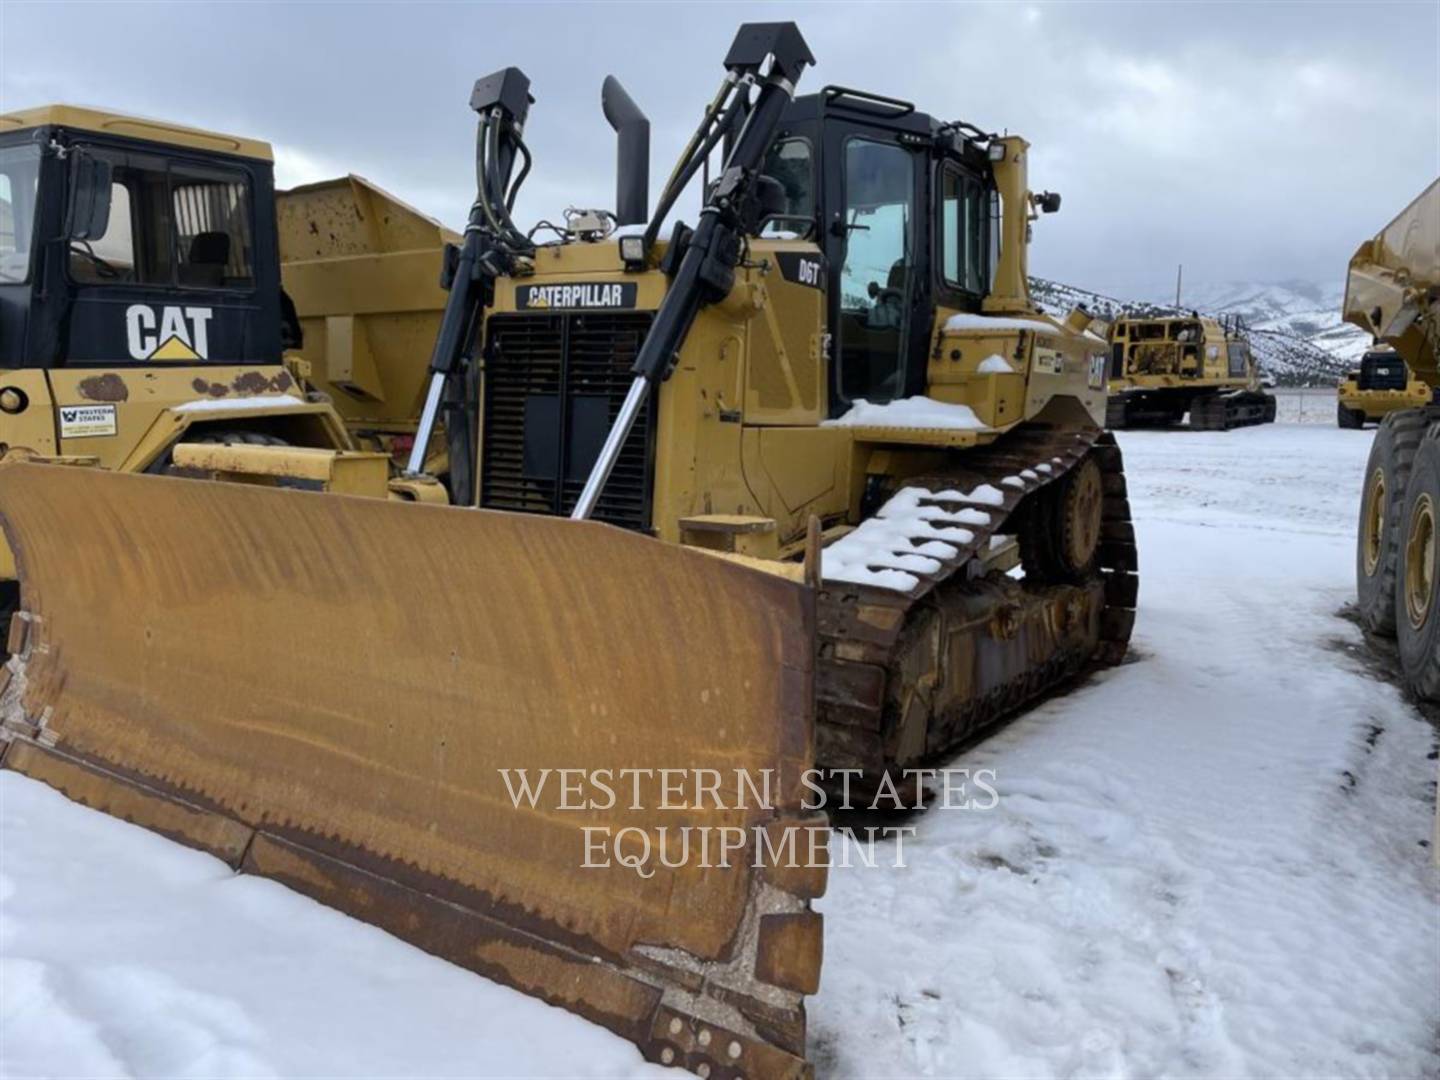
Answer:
[{"left": 821, "top": 127, "right": 928, "bottom": 416}]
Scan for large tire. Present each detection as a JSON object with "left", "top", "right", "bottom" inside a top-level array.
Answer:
[
  {"left": 1337, "top": 403, "right": 1361, "bottom": 429},
  {"left": 1395, "top": 433, "right": 1440, "bottom": 698},
  {"left": 1018, "top": 456, "right": 1103, "bottom": 584},
  {"left": 1357, "top": 411, "right": 1427, "bottom": 635}
]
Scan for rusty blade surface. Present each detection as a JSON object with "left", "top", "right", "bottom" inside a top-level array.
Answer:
[{"left": 0, "top": 461, "right": 823, "bottom": 1078}]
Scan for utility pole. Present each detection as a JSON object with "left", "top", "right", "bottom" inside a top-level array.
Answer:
[{"left": 1174, "top": 263, "right": 1183, "bottom": 309}]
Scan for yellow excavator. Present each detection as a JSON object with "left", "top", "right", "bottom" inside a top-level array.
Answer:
[
  {"left": 0, "top": 23, "right": 1137, "bottom": 1077},
  {"left": 1106, "top": 313, "right": 1276, "bottom": 429},
  {"left": 1350, "top": 178, "right": 1440, "bottom": 699}
]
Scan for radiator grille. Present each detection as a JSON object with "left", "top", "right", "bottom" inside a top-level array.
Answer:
[{"left": 480, "top": 311, "right": 655, "bottom": 531}]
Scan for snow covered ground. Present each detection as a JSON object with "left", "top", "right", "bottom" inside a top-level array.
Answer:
[{"left": 4, "top": 418, "right": 1437, "bottom": 1079}]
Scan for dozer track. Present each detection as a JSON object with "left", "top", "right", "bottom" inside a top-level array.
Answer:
[
  {"left": 816, "top": 427, "right": 1137, "bottom": 779},
  {"left": 0, "top": 462, "right": 827, "bottom": 1080}
]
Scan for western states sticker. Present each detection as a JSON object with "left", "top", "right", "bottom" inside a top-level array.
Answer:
[{"left": 58, "top": 404, "right": 117, "bottom": 438}]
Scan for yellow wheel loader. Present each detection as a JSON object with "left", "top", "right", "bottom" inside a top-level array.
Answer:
[
  {"left": 1336, "top": 345, "right": 1431, "bottom": 429},
  {"left": 1106, "top": 313, "right": 1277, "bottom": 429},
  {"left": 1349, "top": 178, "right": 1440, "bottom": 698},
  {"left": 0, "top": 23, "right": 1136, "bottom": 1077}
]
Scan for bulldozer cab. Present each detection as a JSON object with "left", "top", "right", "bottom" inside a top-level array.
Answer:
[
  {"left": 762, "top": 88, "right": 998, "bottom": 414},
  {"left": 0, "top": 106, "right": 288, "bottom": 368}
]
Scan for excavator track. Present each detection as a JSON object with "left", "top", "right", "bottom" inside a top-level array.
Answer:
[
  {"left": 816, "top": 426, "right": 1137, "bottom": 779},
  {"left": 1189, "top": 389, "right": 1277, "bottom": 430}
]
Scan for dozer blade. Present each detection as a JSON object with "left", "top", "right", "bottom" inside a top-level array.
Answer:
[{"left": 0, "top": 462, "right": 825, "bottom": 1079}]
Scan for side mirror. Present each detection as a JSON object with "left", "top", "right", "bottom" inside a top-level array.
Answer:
[
  {"left": 1036, "top": 191, "right": 1061, "bottom": 214},
  {"left": 66, "top": 150, "right": 113, "bottom": 242}
]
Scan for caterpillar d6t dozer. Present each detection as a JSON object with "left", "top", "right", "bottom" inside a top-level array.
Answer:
[
  {"left": 1106, "top": 314, "right": 1276, "bottom": 429},
  {"left": 1336, "top": 345, "right": 1430, "bottom": 429},
  {"left": 1349, "top": 178, "right": 1440, "bottom": 697},
  {"left": 0, "top": 22, "right": 1136, "bottom": 1077}
]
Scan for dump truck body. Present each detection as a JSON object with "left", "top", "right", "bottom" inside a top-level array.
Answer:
[
  {"left": 1106, "top": 314, "right": 1275, "bottom": 429},
  {"left": 278, "top": 175, "right": 457, "bottom": 474}
]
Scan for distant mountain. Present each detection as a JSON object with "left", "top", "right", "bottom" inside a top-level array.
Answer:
[{"left": 1028, "top": 277, "right": 1370, "bottom": 386}]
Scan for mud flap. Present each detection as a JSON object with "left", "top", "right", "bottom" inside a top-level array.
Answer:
[{"left": 0, "top": 461, "right": 824, "bottom": 1079}]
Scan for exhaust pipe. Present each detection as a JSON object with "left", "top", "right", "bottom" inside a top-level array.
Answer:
[{"left": 602, "top": 76, "right": 649, "bottom": 225}]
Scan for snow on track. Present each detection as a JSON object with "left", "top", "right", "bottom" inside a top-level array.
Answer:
[{"left": 3, "top": 420, "right": 1437, "bottom": 1078}]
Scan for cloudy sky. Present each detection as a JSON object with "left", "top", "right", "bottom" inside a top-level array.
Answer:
[{"left": 2, "top": 1, "right": 1435, "bottom": 299}]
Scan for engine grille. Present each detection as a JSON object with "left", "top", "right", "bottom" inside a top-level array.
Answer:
[{"left": 480, "top": 311, "right": 656, "bottom": 531}]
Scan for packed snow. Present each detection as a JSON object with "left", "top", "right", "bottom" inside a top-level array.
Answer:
[
  {"left": 945, "top": 312, "right": 1058, "bottom": 335},
  {"left": 173, "top": 395, "right": 305, "bottom": 414},
  {"left": 824, "top": 396, "right": 985, "bottom": 430},
  {"left": 977, "top": 354, "right": 1017, "bottom": 375},
  {"left": 3, "top": 403, "right": 1437, "bottom": 1078}
]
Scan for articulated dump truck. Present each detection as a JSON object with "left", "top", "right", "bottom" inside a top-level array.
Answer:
[
  {"left": 0, "top": 23, "right": 1137, "bottom": 1077},
  {"left": 1350, "top": 177, "right": 1440, "bottom": 699},
  {"left": 1106, "top": 314, "right": 1275, "bottom": 429}
]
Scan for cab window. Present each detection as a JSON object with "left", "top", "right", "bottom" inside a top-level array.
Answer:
[
  {"left": 68, "top": 149, "right": 254, "bottom": 290},
  {"left": 1227, "top": 343, "right": 1249, "bottom": 378},
  {"left": 837, "top": 137, "right": 915, "bottom": 405},
  {"left": 940, "top": 167, "right": 985, "bottom": 295},
  {"left": 0, "top": 144, "right": 41, "bottom": 284},
  {"left": 758, "top": 137, "right": 814, "bottom": 237}
]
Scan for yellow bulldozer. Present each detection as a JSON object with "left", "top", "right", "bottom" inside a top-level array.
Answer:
[
  {"left": 1350, "top": 178, "right": 1440, "bottom": 698},
  {"left": 0, "top": 23, "right": 1137, "bottom": 1077},
  {"left": 1336, "top": 344, "right": 1430, "bottom": 429},
  {"left": 1106, "top": 313, "right": 1276, "bottom": 429}
]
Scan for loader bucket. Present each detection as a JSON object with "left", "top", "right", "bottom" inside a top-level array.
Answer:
[{"left": 0, "top": 461, "right": 824, "bottom": 1079}]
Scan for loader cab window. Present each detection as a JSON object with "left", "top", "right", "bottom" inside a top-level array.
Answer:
[
  {"left": 0, "top": 144, "right": 41, "bottom": 284},
  {"left": 67, "top": 149, "right": 254, "bottom": 290},
  {"left": 940, "top": 166, "right": 986, "bottom": 296},
  {"left": 758, "top": 137, "right": 814, "bottom": 238},
  {"left": 837, "top": 138, "right": 915, "bottom": 405}
]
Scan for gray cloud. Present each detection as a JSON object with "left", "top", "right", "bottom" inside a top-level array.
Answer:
[{"left": 4, "top": 0, "right": 1435, "bottom": 298}]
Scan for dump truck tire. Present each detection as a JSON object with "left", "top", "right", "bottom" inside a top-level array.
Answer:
[
  {"left": 1338, "top": 403, "right": 1362, "bottom": 429},
  {"left": 1358, "top": 410, "right": 1427, "bottom": 636},
  {"left": 0, "top": 578, "right": 16, "bottom": 662},
  {"left": 1395, "top": 433, "right": 1440, "bottom": 698}
]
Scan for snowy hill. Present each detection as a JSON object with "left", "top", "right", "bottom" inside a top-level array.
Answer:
[{"left": 1029, "top": 277, "right": 1371, "bottom": 386}]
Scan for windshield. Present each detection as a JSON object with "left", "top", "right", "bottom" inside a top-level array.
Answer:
[{"left": 0, "top": 144, "right": 41, "bottom": 283}]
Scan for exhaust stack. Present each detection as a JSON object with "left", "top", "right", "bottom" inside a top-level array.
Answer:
[{"left": 602, "top": 76, "right": 650, "bottom": 225}]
